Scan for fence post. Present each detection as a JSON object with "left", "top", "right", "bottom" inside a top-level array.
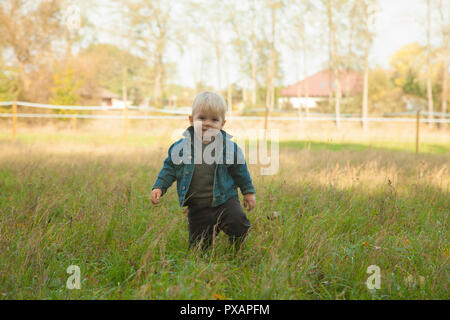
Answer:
[
  {"left": 12, "top": 100, "right": 17, "bottom": 142},
  {"left": 72, "top": 116, "right": 77, "bottom": 131},
  {"left": 123, "top": 103, "right": 128, "bottom": 143},
  {"left": 415, "top": 110, "right": 420, "bottom": 154}
]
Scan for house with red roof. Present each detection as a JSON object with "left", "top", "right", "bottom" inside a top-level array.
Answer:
[{"left": 280, "top": 69, "right": 363, "bottom": 109}]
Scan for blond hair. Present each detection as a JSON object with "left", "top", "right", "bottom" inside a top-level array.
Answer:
[{"left": 192, "top": 91, "right": 227, "bottom": 120}]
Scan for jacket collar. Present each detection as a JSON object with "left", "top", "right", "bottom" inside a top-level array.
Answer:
[{"left": 183, "top": 125, "right": 233, "bottom": 145}]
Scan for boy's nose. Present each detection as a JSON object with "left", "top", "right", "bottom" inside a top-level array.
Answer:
[{"left": 203, "top": 120, "right": 212, "bottom": 129}]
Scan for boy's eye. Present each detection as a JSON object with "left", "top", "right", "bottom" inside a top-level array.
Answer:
[{"left": 212, "top": 119, "right": 218, "bottom": 122}]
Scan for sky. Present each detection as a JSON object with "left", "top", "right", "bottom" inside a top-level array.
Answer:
[
  {"left": 280, "top": 0, "right": 430, "bottom": 86},
  {"left": 371, "top": 0, "right": 428, "bottom": 68},
  {"left": 86, "top": 0, "right": 435, "bottom": 88}
]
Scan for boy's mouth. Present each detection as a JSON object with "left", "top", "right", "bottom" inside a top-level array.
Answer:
[
  {"left": 200, "top": 129, "right": 219, "bottom": 141},
  {"left": 194, "top": 126, "right": 219, "bottom": 140},
  {"left": 202, "top": 128, "right": 217, "bottom": 134}
]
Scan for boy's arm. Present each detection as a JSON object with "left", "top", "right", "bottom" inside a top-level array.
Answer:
[
  {"left": 228, "top": 143, "right": 256, "bottom": 195},
  {"left": 152, "top": 144, "right": 177, "bottom": 196}
]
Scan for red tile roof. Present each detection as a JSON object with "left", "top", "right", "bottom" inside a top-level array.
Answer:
[{"left": 281, "top": 69, "right": 363, "bottom": 97}]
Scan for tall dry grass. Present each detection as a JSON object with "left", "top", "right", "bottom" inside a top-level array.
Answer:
[{"left": 0, "top": 121, "right": 448, "bottom": 299}]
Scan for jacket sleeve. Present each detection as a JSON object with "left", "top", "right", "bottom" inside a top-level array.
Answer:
[
  {"left": 152, "top": 143, "right": 177, "bottom": 196},
  {"left": 227, "top": 143, "right": 256, "bottom": 195}
]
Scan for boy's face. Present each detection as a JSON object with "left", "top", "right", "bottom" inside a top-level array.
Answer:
[{"left": 189, "top": 109, "right": 226, "bottom": 143}]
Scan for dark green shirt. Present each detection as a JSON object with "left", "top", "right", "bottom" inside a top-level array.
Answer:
[{"left": 185, "top": 142, "right": 216, "bottom": 208}]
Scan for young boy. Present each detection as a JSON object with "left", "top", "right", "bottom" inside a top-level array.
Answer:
[{"left": 150, "top": 91, "right": 256, "bottom": 250}]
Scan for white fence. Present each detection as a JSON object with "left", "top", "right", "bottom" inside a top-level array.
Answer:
[
  {"left": 2, "top": 100, "right": 448, "bottom": 154},
  {"left": 0, "top": 101, "right": 449, "bottom": 123}
]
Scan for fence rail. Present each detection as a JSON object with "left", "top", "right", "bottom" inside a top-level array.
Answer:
[
  {"left": 1, "top": 101, "right": 448, "bottom": 154},
  {"left": 1, "top": 112, "right": 450, "bottom": 123},
  {"left": 0, "top": 101, "right": 449, "bottom": 118},
  {"left": 0, "top": 101, "right": 140, "bottom": 111}
]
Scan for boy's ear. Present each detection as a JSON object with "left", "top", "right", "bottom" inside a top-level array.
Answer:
[
  {"left": 189, "top": 115, "right": 193, "bottom": 125},
  {"left": 221, "top": 119, "right": 226, "bottom": 128}
]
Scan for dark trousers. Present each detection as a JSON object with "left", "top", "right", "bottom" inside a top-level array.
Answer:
[{"left": 187, "top": 196, "right": 251, "bottom": 250}]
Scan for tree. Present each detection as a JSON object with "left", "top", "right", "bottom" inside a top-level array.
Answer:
[
  {"left": 0, "top": 0, "right": 64, "bottom": 100},
  {"left": 50, "top": 67, "right": 82, "bottom": 114},
  {"left": 121, "top": 0, "right": 177, "bottom": 108},
  {"left": 437, "top": 0, "right": 449, "bottom": 129},
  {"left": 261, "top": 0, "right": 285, "bottom": 134},
  {"left": 426, "top": 0, "right": 434, "bottom": 126},
  {"left": 78, "top": 43, "right": 153, "bottom": 105},
  {"left": 62, "top": 0, "right": 98, "bottom": 58},
  {"left": 390, "top": 43, "right": 428, "bottom": 98},
  {"left": 344, "top": 1, "right": 359, "bottom": 99},
  {"left": 225, "top": 0, "right": 251, "bottom": 104},
  {"left": 0, "top": 60, "right": 19, "bottom": 103},
  {"left": 368, "top": 68, "right": 404, "bottom": 113},
  {"left": 358, "top": 0, "right": 378, "bottom": 131},
  {"left": 250, "top": 0, "right": 258, "bottom": 106},
  {"left": 287, "top": 1, "right": 320, "bottom": 117},
  {"left": 390, "top": 42, "right": 443, "bottom": 111},
  {"left": 187, "top": 0, "right": 228, "bottom": 101},
  {"left": 323, "top": 0, "right": 346, "bottom": 128}
]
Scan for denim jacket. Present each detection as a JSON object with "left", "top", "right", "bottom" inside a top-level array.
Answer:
[{"left": 152, "top": 126, "right": 255, "bottom": 207}]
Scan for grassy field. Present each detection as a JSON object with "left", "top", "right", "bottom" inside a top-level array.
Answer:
[{"left": 0, "top": 120, "right": 448, "bottom": 299}]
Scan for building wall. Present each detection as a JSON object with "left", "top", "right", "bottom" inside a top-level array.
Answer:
[{"left": 278, "top": 97, "right": 322, "bottom": 109}]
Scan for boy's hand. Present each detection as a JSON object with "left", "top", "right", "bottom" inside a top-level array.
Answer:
[
  {"left": 151, "top": 189, "right": 162, "bottom": 205},
  {"left": 243, "top": 193, "right": 256, "bottom": 212}
]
